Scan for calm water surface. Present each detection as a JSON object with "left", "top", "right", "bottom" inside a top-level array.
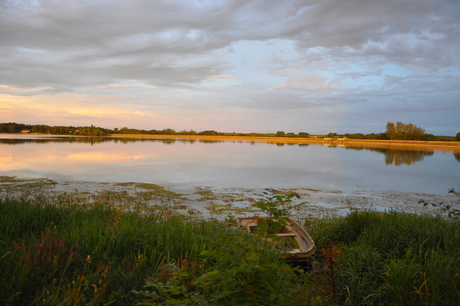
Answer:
[{"left": 1, "top": 134, "right": 459, "bottom": 195}]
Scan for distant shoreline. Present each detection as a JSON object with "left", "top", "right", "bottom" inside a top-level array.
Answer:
[
  {"left": 2, "top": 132, "right": 459, "bottom": 152},
  {"left": 109, "top": 134, "right": 460, "bottom": 152}
]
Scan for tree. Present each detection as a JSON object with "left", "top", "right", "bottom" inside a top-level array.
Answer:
[
  {"left": 456, "top": 132, "right": 460, "bottom": 141},
  {"left": 162, "top": 128, "right": 176, "bottom": 135},
  {"left": 199, "top": 130, "right": 219, "bottom": 135},
  {"left": 385, "top": 122, "right": 426, "bottom": 140},
  {"left": 298, "top": 132, "right": 309, "bottom": 138},
  {"left": 276, "top": 131, "right": 285, "bottom": 137},
  {"left": 385, "top": 122, "right": 395, "bottom": 139}
]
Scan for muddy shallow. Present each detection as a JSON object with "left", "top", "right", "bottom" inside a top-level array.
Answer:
[{"left": 1, "top": 176, "right": 457, "bottom": 220}]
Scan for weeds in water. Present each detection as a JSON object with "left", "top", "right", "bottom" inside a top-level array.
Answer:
[
  {"left": 419, "top": 188, "right": 460, "bottom": 221},
  {"left": 3, "top": 186, "right": 459, "bottom": 305}
]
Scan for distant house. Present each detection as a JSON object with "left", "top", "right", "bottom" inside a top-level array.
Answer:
[{"left": 21, "top": 129, "right": 31, "bottom": 133}]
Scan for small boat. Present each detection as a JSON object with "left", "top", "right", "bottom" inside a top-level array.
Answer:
[{"left": 237, "top": 216, "right": 316, "bottom": 261}]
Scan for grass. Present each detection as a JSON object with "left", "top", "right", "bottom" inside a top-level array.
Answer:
[
  {"left": 0, "top": 194, "right": 333, "bottom": 305},
  {"left": 0, "top": 197, "right": 228, "bottom": 305},
  {"left": 309, "top": 210, "right": 460, "bottom": 305},
  {"left": 1, "top": 189, "right": 459, "bottom": 305}
]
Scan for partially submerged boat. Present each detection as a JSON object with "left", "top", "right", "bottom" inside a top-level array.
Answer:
[{"left": 237, "top": 216, "right": 316, "bottom": 261}]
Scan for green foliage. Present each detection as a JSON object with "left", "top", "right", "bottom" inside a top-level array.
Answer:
[
  {"left": 2, "top": 121, "right": 456, "bottom": 141},
  {"left": 310, "top": 210, "right": 460, "bottom": 305},
  {"left": 198, "top": 130, "right": 219, "bottom": 136},
  {"left": 134, "top": 190, "right": 329, "bottom": 306},
  {"left": 345, "top": 132, "right": 387, "bottom": 140},
  {"left": 298, "top": 132, "right": 310, "bottom": 138},
  {"left": 0, "top": 193, "right": 331, "bottom": 305},
  {"left": 252, "top": 190, "right": 302, "bottom": 243},
  {"left": 255, "top": 190, "right": 301, "bottom": 218},
  {"left": 383, "top": 248, "right": 457, "bottom": 306},
  {"left": 28, "top": 124, "right": 108, "bottom": 136},
  {"left": 0, "top": 122, "right": 32, "bottom": 133},
  {"left": 385, "top": 121, "right": 426, "bottom": 140},
  {"left": 0, "top": 197, "right": 219, "bottom": 305},
  {"left": 135, "top": 230, "right": 301, "bottom": 305},
  {"left": 8, "top": 187, "right": 460, "bottom": 305}
]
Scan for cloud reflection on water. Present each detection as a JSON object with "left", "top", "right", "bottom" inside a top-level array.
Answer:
[{"left": 0, "top": 136, "right": 458, "bottom": 194}]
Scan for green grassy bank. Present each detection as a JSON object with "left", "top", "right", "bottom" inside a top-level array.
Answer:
[
  {"left": 1, "top": 194, "right": 459, "bottom": 305},
  {"left": 309, "top": 210, "right": 460, "bottom": 305}
]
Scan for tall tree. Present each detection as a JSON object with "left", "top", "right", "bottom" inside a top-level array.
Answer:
[
  {"left": 385, "top": 122, "right": 426, "bottom": 140},
  {"left": 386, "top": 122, "right": 396, "bottom": 139}
]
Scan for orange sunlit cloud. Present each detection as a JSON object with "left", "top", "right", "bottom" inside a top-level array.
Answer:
[
  {"left": 0, "top": 103, "right": 12, "bottom": 109},
  {"left": 0, "top": 85, "right": 52, "bottom": 93},
  {"left": 68, "top": 108, "right": 152, "bottom": 119},
  {"left": 0, "top": 92, "right": 158, "bottom": 122}
]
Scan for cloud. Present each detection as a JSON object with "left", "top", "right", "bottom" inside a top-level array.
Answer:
[
  {"left": 97, "top": 83, "right": 135, "bottom": 89},
  {"left": 269, "top": 74, "right": 344, "bottom": 91},
  {"left": 0, "top": 103, "right": 12, "bottom": 110},
  {"left": 205, "top": 76, "right": 233, "bottom": 79},
  {"left": 0, "top": 0, "right": 458, "bottom": 134},
  {"left": 0, "top": 85, "right": 53, "bottom": 95},
  {"left": 1, "top": 1, "right": 458, "bottom": 88}
]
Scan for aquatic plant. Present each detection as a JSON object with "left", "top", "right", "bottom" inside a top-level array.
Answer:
[{"left": 419, "top": 188, "right": 460, "bottom": 220}]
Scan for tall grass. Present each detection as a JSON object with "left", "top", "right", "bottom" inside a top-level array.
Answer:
[
  {"left": 4, "top": 193, "right": 458, "bottom": 305},
  {"left": 0, "top": 196, "right": 330, "bottom": 305},
  {"left": 0, "top": 197, "right": 228, "bottom": 305},
  {"left": 309, "top": 210, "right": 460, "bottom": 305}
]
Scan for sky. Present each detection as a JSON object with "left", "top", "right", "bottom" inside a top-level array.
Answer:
[{"left": 0, "top": 0, "right": 459, "bottom": 135}]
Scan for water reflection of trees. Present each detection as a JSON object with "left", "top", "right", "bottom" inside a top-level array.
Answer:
[
  {"left": 455, "top": 154, "right": 460, "bottom": 163},
  {"left": 0, "top": 137, "right": 312, "bottom": 146},
  {"left": 384, "top": 150, "right": 433, "bottom": 166},
  {"left": 0, "top": 137, "right": 111, "bottom": 145},
  {"left": 0, "top": 137, "right": 243, "bottom": 146},
  {"left": 362, "top": 148, "right": 434, "bottom": 166}
]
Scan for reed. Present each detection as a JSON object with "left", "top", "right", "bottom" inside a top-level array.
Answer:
[
  {"left": 0, "top": 197, "right": 227, "bottom": 305},
  {"left": 0, "top": 192, "right": 333, "bottom": 305},
  {"left": 309, "top": 210, "right": 460, "bottom": 305},
  {"left": 4, "top": 192, "right": 458, "bottom": 305}
]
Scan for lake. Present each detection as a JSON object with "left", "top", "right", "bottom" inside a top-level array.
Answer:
[{"left": 1, "top": 134, "right": 459, "bottom": 195}]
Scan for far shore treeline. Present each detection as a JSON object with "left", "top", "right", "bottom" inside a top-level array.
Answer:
[{"left": 1, "top": 121, "right": 459, "bottom": 141}]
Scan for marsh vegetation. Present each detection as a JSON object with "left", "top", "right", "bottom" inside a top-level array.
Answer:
[{"left": 1, "top": 182, "right": 459, "bottom": 305}]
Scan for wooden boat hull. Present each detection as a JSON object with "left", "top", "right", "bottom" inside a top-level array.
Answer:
[{"left": 237, "top": 216, "right": 316, "bottom": 260}]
